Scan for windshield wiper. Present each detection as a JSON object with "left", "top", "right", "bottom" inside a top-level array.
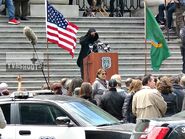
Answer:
[
  {"left": 97, "top": 123, "right": 114, "bottom": 127},
  {"left": 97, "top": 121, "right": 123, "bottom": 127}
]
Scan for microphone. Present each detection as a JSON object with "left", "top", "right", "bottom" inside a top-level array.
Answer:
[{"left": 23, "top": 26, "right": 38, "bottom": 45}]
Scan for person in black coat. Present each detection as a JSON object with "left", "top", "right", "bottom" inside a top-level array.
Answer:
[
  {"left": 122, "top": 79, "right": 142, "bottom": 123},
  {"left": 157, "top": 76, "right": 178, "bottom": 117},
  {"left": 77, "top": 28, "right": 99, "bottom": 80},
  {"left": 171, "top": 75, "right": 185, "bottom": 112},
  {"left": 99, "top": 79, "right": 125, "bottom": 120}
]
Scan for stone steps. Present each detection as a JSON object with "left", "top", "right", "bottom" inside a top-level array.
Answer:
[{"left": 0, "top": 16, "right": 182, "bottom": 91}]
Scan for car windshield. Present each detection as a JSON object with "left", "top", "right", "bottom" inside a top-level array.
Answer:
[{"left": 59, "top": 101, "right": 120, "bottom": 126}]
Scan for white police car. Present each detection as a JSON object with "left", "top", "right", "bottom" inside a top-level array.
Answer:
[{"left": 0, "top": 91, "right": 133, "bottom": 139}]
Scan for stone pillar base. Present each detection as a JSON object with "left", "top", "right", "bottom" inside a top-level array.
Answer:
[{"left": 30, "top": 5, "right": 79, "bottom": 17}]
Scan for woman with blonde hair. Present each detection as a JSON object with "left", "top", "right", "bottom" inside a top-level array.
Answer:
[{"left": 122, "top": 79, "right": 142, "bottom": 123}]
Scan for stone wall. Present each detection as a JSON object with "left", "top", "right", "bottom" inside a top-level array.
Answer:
[
  {"left": 29, "top": 0, "right": 79, "bottom": 17},
  {"left": 30, "top": 0, "right": 69, "bottom": 4},
  {"left": 131, "top": 0, "right": 164, "bottom": 17}
]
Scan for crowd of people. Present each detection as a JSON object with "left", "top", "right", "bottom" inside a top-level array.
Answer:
[
  {"left": 37, "top": 70, "right": 185, "bottom": 123},
  {"left": 1, "top": 70, "right": 185, "bottom": 125}
]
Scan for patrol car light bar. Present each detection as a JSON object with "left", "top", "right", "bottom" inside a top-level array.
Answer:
[{"left": 10, "top": 91, "right": 33, "bottom": 99}]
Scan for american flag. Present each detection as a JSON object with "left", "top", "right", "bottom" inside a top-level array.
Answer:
[{"left": 46, "top": 2, "right": 79, "bottom": 58}]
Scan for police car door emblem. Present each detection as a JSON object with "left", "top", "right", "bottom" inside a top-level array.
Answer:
[{"left": 102, "top": 57, "right": 111, "bottom": 69}]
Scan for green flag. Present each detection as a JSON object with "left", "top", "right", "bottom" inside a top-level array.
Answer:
[{"left": 146, "top": 6, "right": 170, "bottom": 71}]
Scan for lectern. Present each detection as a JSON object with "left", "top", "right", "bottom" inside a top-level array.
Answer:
[{"left": 83, "top": 52, "right": 118, "bottom": 84}]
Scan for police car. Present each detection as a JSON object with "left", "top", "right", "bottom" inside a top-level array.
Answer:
[{"left": 0, "top": 91, "right": 133, "bottom": 139}]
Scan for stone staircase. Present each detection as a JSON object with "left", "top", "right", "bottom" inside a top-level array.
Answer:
[{"left": 0, "top": 16, "right": 182, "bottom": 91}]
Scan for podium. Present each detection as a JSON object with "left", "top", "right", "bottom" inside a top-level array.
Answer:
[{"left": 83, "top": 52, "right": 118, "bottom": 84}]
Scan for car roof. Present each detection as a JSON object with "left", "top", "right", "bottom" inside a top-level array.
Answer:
[
  {"left": 34, "top": 95, "right": 85, "bottom": 102},
  {"left": 0, "top": 93, "right": 87, "bottom": 104}
]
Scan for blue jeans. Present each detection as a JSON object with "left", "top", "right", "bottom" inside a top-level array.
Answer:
[
  {"left": 6, "top": 0, "right": 15, "bottom": 19},
  {"left": 0, "top": 0, "right": 2, "bottom": 6},
  {"left": 157, "top": 3, "right": 176, "bottom": 29}
]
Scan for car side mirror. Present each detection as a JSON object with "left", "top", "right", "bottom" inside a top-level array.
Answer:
[{"left": 56, "top": 116, "right": 73, "bottom": 127}]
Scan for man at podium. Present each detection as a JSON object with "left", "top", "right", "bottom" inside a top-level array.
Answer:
[{"left": 77, "top": 28, "right": 99, "bottom": 79}]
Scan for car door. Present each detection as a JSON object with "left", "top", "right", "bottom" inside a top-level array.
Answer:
[
  {"left": 15, "top": 126, "right": 86, "bottom": 139},
  {"left": 15, "top": 102, "right": 86, "bottom": 139},
  {"left": 0, "top": 101, "right": 86, "bottom": 139},
  {"left": 0, "top": 102, "right": 16, "bottom": 139}
]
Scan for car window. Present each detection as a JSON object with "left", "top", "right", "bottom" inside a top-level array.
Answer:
[
  {"left": 0, "top": 104, "right": 11, "bottom": 124},
  {"left": 60, "top": 101, "right": 120, "bottom": 126},
  {"left": 19, "top": 103, "right": 67, "bottom": 125}
]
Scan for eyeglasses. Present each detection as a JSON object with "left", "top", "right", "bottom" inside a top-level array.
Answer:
[{"left": 101, "top": 73, "right": 106, "bottom": 75}]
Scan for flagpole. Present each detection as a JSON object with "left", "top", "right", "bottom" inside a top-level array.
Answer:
[
  {"left": 144, "top": 0, "right": 148, "bottom": 75},
  {"left": 46, "top": 41, "right": 50, "bottom": 86},
  {"left": 45, "top": 0, "right": 50, "bottom": 89}
]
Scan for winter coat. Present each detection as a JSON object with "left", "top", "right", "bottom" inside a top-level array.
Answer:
[
  {"left": 99, "top": 88, "right": 125, "bottom": 120},
  {"left": 77, "top": 28, "right": 99, "bottom": 68},
  {"left": 92, "top": 78, "right": 108, "bottom": 105},
  {"left": 172, "top": 84, "right": 185, "bottom": 112},
  {"left": 161, "top": 92, "right": 178, "bottom": 117},
  {"left": 132, "top": 86, "right": 167, "bottom": 119},
  {"left": 122, "top": 93, "right": 136, "bottom": 123}
]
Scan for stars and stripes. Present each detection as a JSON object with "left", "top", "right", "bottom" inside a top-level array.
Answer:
[{"left": 46, "top": 2, "right": 79, "bottom": 58}]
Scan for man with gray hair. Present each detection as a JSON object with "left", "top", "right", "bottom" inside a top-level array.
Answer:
[{"left": 111, "top": 74, "right": 127, "bottom": 97}]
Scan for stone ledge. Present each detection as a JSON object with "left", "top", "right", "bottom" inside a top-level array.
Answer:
[
  {"left": 30, "top": 5, "right": 79, "bottom": 17},
  {"left": 30, "top": 0, "right": 69, "bottom": 5}
]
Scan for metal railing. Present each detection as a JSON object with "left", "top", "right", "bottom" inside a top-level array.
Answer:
[{"left": 74, "top": 0, "right": 142, "bottom": 17}]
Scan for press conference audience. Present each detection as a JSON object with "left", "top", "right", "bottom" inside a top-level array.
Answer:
[
  {"left": 80, "top": 82, "right": 97, "bottom": 105},
  {"left": 67, "top": 77, "right": 83, "bottom": 96},
  {"left": 0, "top": 83, "right": 10, "bottom": 96},
  {"left": 92, "top": 68, "right": 108, "bottom": 106},
  {"left": 99, "top": 79, "right": 125, "bottom": 120},
  {"left": 111, "top": 74, "right": 127, "bottom": 97},
  {"left": 122, "top": 79, "right": 142, "bottom": 123},
  {"left": 132, "top": 74, "right": 167, "bottom": 119},
  {"left": 157, "top": 76, "right": 178, "bottom": 117},
  {"left": 51, "top": 82, "right": 62, "bottom": 95},
  {"left": 171, "top": 75, "right": 185, "bottom": 112}
]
